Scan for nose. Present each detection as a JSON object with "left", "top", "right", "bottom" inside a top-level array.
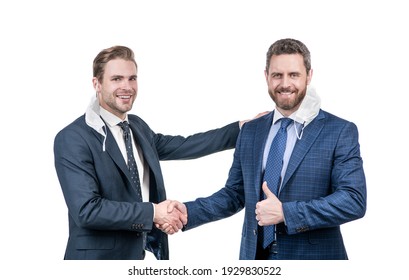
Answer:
[
  {"left": 120, "top": 79, "right": 133, "bottom": 91},
  {"left": 281, "top": 75, "right": 291, "bottom": 88}
]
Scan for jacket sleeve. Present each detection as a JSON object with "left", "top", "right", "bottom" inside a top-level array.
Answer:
[
  {"left": 154, "top": 122, "right": 240, "bottom": 160},
  {"left": 183, "top": 128, "right": 245, "bottom": 230},
  {"left": 282, "top": 121, "right": 367, "bottom": 234}
]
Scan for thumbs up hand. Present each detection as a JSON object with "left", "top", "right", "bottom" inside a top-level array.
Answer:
[
  {"left": 261, "top": 181, "right": 275, "bottom": 199},
  {"left": 255, "top": 182, "right": 284, "bottom": 226}
]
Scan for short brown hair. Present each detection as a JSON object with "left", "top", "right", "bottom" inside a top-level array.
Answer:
[
  {"left": 265, "top": 38, "right": 311, "bottom": 74},
  {"left": 93, "top": 46, "right": 137, "bottom": 82}
]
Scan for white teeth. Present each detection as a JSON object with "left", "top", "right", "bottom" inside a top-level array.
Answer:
[{"left": 118, "top": 96, "right": 131, "bottom": 99}]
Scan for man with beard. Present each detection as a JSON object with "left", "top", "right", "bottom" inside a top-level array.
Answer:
[
  {"left": 54, "top": 45, "right": 249, "bottom": 260},
  {"left": 165, "top": 38, "right": 367, "bottom": 260}
]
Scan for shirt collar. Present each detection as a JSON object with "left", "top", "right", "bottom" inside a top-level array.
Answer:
[
  {"left": 273, "top": 109, "right": 298, "bottom": 125},
  {"left": 99, "top": 106, "right": 129, "bottom": 128}
]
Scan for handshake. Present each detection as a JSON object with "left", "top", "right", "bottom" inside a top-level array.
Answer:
[{"left": 153, "top": 200, "right": 187, "bottom": 235}]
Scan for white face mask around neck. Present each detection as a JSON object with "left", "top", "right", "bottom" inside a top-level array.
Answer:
[{"left": 293, "top": 85, "right": 321, "bottom": 139}]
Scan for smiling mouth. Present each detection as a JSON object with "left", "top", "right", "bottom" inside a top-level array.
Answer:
[
  {"left": 278, "top": 91, "right": 294, "bottom": 96},
  {"left": 117, "top": 95, "right": 132, "bottom": 99}
]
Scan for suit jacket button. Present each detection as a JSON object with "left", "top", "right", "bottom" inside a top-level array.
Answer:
[{"left": 253, "top": 229, "right": 257, "bottom": 235}]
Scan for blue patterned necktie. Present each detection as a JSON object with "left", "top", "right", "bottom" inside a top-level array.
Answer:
[
  {"left": 262, "top": 118, "right": 292, "bottom": 249},
  {"left": 118, "top": 121, "right": 142, "bottom": 201}
]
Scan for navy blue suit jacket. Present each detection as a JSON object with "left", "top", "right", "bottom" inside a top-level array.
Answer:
[
  {"left": 185, "top": 110, "right": 366, "bottom": 259},
  {"left": 54, "top": 114, "right": 239, "bottom": 260}
]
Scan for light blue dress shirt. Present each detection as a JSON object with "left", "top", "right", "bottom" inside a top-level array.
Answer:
[{"left": 262, "top": 109, "right": 303, "bottom": 194}]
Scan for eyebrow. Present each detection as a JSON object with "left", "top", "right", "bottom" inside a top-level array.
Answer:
[
  {"left": 289, "top": 72, "right": 301, "bottom": 76},
  {"left": 270, "top": 71, "right": 301, "bottom": 76},
  {"left": 110, "top": 75, "right": 138, "bottom": 79},
  {"left": 110, "top": 75, "right": 124, "bottom": 79}
]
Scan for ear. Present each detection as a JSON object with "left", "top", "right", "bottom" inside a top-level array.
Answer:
[
  {"left": 307, "top": 69, "right": 313, "bottom": 85},
  {"left": 264, "top": 69, "right": 269, "bottom": 83},
  {"left": 92, "top": 77, "right": 100, "bottom": 92}
]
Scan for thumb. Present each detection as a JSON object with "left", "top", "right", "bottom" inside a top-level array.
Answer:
[
  {"left": 167, "top": 201, "right": 176, "bottom": 213},
  {"left": 262, "top": 181, "right": 275, "bottom": 198},
  {"left": 173, "top": 201, "right": 187, "bottom": 216}
]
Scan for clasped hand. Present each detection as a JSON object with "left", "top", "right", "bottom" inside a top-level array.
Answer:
[{"left": 154, "top": 200, "right": 187, "bottom": 235}]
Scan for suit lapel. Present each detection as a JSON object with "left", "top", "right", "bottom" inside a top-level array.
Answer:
[
  {"left": 102, "top": 127, "right": 130, "bottom": 180},
  {"left": 88, "top": 118, "right": 130, "bottom": 178},
  {"left": 280, "top": 110, "right": 325, "bottom": 192},
  {"left": 253, "top": 112, "right": 274, "bottom": 199},
  {"left": 128, "top": 121, "right": 165, "bottom": 202},
  {"left": 128, "top": 123, "right": 159, "bottom": 175}
]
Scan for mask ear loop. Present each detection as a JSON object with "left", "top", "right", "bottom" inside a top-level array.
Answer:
[
  {"left": 295, "top": 120, "right": 305, "bottom": 140},
  {"left": 102, "top": 125, "right": 107, "bottom": 151}
]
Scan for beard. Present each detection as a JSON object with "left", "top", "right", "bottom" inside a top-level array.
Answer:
[
  {"left": 268, "top": 86, "right": 307, "bottom": 112},
  {"left": 98, "top": 88, "right": 137, "bottom": 118}
]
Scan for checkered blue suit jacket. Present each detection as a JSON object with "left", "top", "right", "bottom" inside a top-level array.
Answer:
[{"left": 185, "top": 110, "right": 366, "bottom": 260}]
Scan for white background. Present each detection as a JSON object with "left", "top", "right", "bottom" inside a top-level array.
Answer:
[{"left": 1, "top": 0, "right": 407, "bottom": 279}]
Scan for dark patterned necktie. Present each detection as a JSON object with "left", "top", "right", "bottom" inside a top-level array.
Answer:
[
  {"left": 262, "top": 118, "right": 292, "bottom": 249},
  {"left": 118, "top": 121, "right": 142, "bottom": 201}
]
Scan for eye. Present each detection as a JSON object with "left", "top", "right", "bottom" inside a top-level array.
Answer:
[
  {"left": 129, "top": 76, "right": 137, "bottom": 81},
  {"left": 272, "top": 73, "right": 282, "bottom": 79}
]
